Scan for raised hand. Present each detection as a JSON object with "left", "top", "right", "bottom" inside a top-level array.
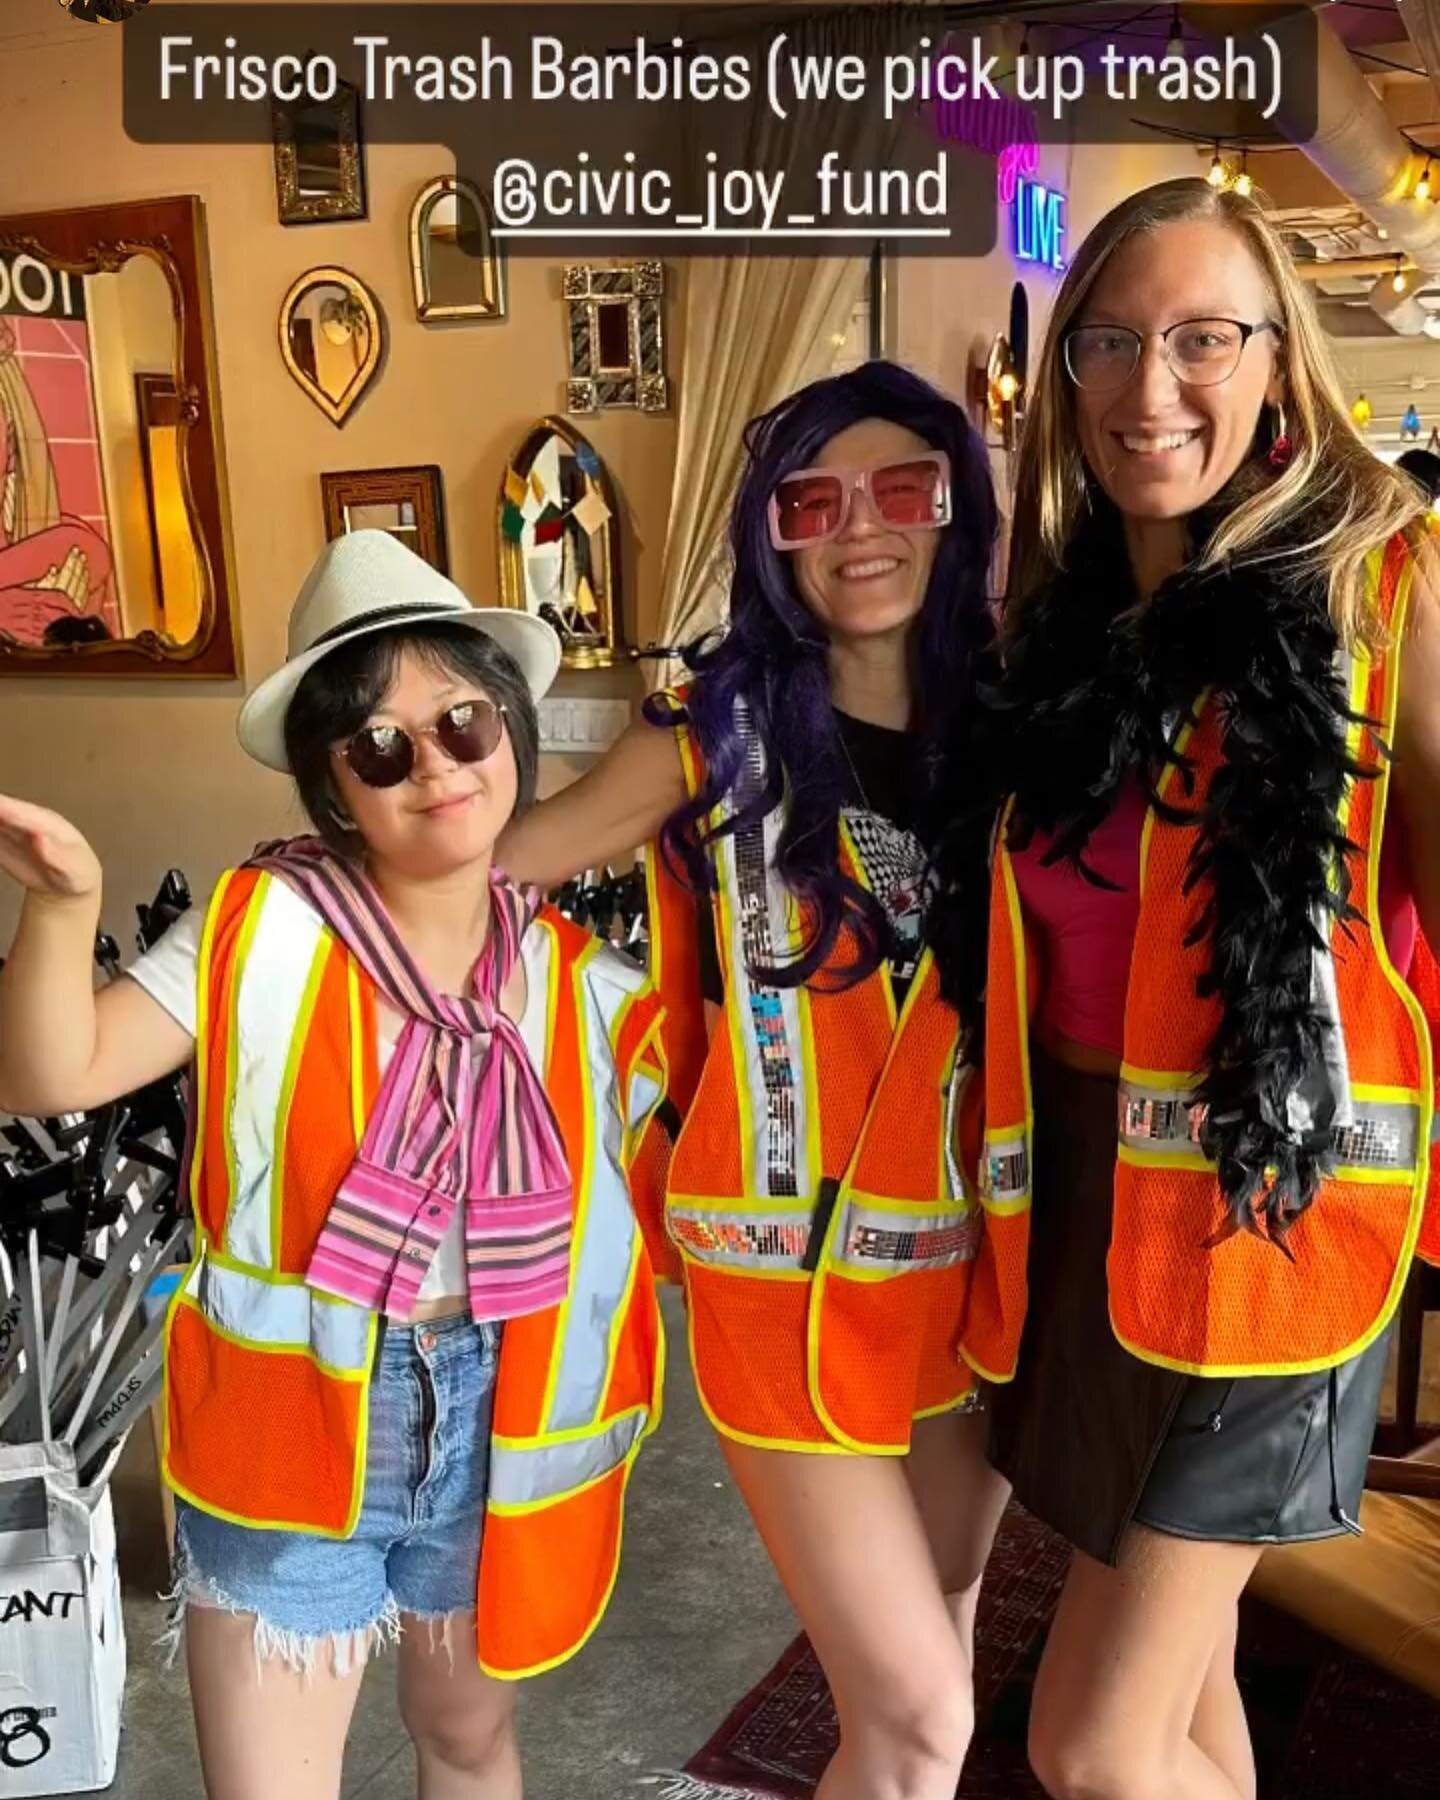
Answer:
[{"left": 0, "top": 794, "right": 102, "bottom": 900}]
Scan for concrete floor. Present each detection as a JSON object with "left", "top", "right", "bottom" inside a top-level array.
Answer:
[{"left": 106, "top": 1290, "right": 796, "bottom": 1799}]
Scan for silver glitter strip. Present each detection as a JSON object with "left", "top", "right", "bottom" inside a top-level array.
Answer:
[
  {"left": 839, "top": 1206, "right": 982, "bottom": 1270},
  {"left": 667, "top": 1211, "right": 811, "bottom": 1269},
  {"left": 1120, "top": 1083, "right": 1418, "bottom": 1171},
  {"left": 728, "top": 700, "right": 799, "bottom": 1198}
]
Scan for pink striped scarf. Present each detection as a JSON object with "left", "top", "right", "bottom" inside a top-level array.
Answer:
[{"left": 245, "top": 837, "right": 572, "bottom": 1323}]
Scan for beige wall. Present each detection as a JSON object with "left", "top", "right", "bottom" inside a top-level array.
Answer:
[{"left": 0, "top": 2, "right": 677, "bottom": 944}]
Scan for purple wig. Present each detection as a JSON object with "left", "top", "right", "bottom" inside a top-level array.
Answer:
[{"left": 646, "top": 359, "right": 997, "bottom": 990}]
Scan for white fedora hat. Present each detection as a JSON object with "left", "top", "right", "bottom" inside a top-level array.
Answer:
[{"left": 237, "top": 530, "right": 562, "bottom": 772}]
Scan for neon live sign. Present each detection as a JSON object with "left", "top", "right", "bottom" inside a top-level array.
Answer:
[{"left": 998, "top": 143, "right": 1067, "bottom": 272}]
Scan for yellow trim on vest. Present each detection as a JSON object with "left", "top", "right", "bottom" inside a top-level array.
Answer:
[
  {"left": 666, "top": 1191, "right": 816, "bottom": 1215},
  {"left": 477, "top": 1446, "right": 648, "bottom": 1682},
  {"left": 170, "top": 1293, "right": 373, "bottom": 1382},
  {"left": 1119, "top": 1063, "right": 1199, "bottom": 1093},
  {"left": 271, "top": 934, "right": 333, "bottom": 1270},
  {"left": 796, "top": 980, "right": 824, "bottom": 1201},
  {"left": 345, "top": 957, "right": 366, "bottom": 1142},
  {"left": 839, "top": 812, "right": 898, "bottom": 1032},
  {"left": 681, "top": 1289, "right": 852, "bottom": 1453},
  {"left": 159, "top": 1235, "right": 379, "bottom": 1538},
  {"left": 187, "top": 870, "right": 230, "bottom": 1224}
]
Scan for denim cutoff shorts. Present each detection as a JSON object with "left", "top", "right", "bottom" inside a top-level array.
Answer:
[{"left": 169, "top": 1311, "right": 500, "bottom": 1674}]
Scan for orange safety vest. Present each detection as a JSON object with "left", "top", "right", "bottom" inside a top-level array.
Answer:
[
  {"left": 978, "top": 534, "right": 1440, "bottom": 1381},
  {"left": 162, "top": 866, "right": 668, "bottom": 1679},
  {"left": 642, "top": 693, "right": 985, "bottom": 1454}
]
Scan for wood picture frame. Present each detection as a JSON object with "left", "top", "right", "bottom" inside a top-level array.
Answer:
[{"left": 321, "top": 465, "right": 449, "bottom": 575}]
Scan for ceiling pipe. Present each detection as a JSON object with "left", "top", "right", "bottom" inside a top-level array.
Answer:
[
  {"left": 1185, "top": 4, "right": 1440, "bottom": 331},
  {"left": 1291, "top": 256, "right": 1420, "bottom": 281}
]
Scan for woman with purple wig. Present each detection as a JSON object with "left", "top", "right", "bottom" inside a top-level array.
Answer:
[{"left": 500, "top": 359, "right": 1012, "bottom": 1798}]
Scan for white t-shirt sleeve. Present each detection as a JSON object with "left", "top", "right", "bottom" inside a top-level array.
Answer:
[{"left": 124, "top": 902, "right": 205, "bottom": 1038}]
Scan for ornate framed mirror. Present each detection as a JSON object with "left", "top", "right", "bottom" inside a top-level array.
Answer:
[
  {"left": 279, "top": 268, "right": 384, "bottom": 427},
  {"left": 563, "top": 263, "right": 668, "bottom": 413},
  {"left": 272, "top": 79, "right": 366, "bottom": 226},
  {"left": 497, "top": 416, "right": 622, "bottom": 668},
  {"left": 410, "top": 178, "right": 505, "bottom": 324},
  {"left": 0, "top": 195, "right": 238, "bottom": 677}
]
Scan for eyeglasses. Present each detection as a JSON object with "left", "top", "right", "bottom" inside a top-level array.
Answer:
[
  {"left": 1063, "top": 318, "right": 1282, "bottom": 392},
  {"left": 767, "top": 451, "right": 952, "bottom": 549},
  {"left": 334, "top": 698, "right": 507, "bottom": 789}
]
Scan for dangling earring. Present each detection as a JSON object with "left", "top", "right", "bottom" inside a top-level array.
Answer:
[
  {"left": 328, "top": 799, "right": 357, "bottom": 835},
  {"left": 1267, "top": 400, "right": 1293, "bottom": 470}
]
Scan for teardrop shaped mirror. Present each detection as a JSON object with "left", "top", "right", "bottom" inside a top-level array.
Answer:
[{"left": 279, "top": 267, "right": 384, "bottom": 426}]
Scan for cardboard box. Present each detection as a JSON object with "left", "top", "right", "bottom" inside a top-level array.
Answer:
[{"left": 0, "top": 1443, "right": 125, "bottom": 1796}]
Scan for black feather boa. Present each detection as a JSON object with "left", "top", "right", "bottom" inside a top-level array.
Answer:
[{"left": 927, "top": 504, "right": 1382, "bottom": 1244}]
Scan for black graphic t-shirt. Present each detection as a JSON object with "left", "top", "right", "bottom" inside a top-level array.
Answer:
[{"left": 696, "top": 709, "right": 932, "bottom": 1006}]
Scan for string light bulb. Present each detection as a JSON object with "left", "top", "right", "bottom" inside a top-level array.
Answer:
[
  {"left": 997, "top": 369, "right": 1020, "bottom": 403},
  {"left": 1207, "top": 145, "right": 1227, "bottom": 188},
  {"left": 1234, "top": 154, "right": 1253, "bottom": 198},
  {"left": 1393, "top": 256, "right": 1409, "bottom": 294},
  {"left": 1377, "top": 225, "right": 1389, "bottom": 240},
  {"left": 1417, "top": 160, "right": 1433, "bottom": 203},
  {"left": 1168, "top": 4, "right": 1183, "bottom": 49},
  {"left": 1351, "top": 393, "right": 1372, "bottom": 428}
]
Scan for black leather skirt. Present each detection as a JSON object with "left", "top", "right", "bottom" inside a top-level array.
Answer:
[{"left": 986, "top": 1051, "right": 1391, "bottom": 1568}]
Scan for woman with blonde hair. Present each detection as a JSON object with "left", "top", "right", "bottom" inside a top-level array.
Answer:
[{"left": 930, "top": 177, "right": 1440, "bottom": 1799}]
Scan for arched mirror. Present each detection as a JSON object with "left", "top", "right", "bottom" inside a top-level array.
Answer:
[
  {"left": 0, "top": 195, "right": 237, "bottom": 677},
  {"left": 410, "top": 178, "right": 505, "bottom": 324},
  {"left": 497, "top": 417, "right": 621, "bottom": 669},
  {"left": 279, "top": 268, "right": 384, "bottom": 427}
]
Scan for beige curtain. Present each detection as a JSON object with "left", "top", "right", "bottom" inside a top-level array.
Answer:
[{"left": 653, "top": 7, "right": 925, "bottom": 687}]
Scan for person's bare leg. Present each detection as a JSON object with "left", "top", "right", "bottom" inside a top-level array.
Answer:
[
  {"left": 1188, "top": 1605, "right": 1256, "bottom": 1800},
  {"left": 397, "top": 1611, "right": 522, "bottom": 1799},
  {"left": 721, "top": 1436, "right": 984, "bottom": 1800},
  {"left": 903, "top": 1405, "right": 1012, "bottom": 1652},
  {"left": 1027, "top": 1526, "right": 1262, "bottom": 1800},
  {"left": 185, "top": 1604, "right": 367, "bottom": 1800}
]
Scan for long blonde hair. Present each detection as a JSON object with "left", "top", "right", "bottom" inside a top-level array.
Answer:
[{"left": 1009, "top": 177, "right": 1425, "bottom": 647}]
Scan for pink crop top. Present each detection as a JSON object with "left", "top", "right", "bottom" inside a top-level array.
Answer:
[{"left": 1010, "top": 780, "right": 1418, "bottom": 1057}]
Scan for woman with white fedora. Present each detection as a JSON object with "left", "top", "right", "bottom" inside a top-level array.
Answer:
[{"left": 0, "top": 530, "right": 671, "bottom": 1800}]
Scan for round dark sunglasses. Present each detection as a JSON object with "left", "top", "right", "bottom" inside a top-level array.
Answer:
[{"left": 335, "top": 699, "right": 508, "bottom": 790}]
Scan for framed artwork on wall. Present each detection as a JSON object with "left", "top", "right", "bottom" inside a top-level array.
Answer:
[{"left": 321, "top": 465, "right": 449, "bottom": 574}]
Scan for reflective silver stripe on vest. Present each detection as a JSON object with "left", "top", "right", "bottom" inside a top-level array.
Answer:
[
  {"left": 489, "top": 1408, "right": 647, "bottom": 1508},
  {"left": 832, "top": 1201, "right": 982, "bottom": 1272},
  {"left": 1119, "top": 1080, "right": 1420, "bottom": 1172},
  {"left": 542, "top": 938, "right": 646, "bottom": 1435},
  {"left": 983, "top": 1136, "right": 1029, "bottom": 1204},
  {"left": 667, "top": 1208, "right": 811, "bottom": 1269},
  {"left": 186, "top": 1252, "right": 372, "bottom": 1373}
]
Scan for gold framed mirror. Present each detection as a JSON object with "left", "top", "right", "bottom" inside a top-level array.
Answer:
[
  {"left": 279, "top": 268, "right": 384, "bottom": 427},
  {"left": 272, "top": 79, "right": 366, "bottom": 226},
  {"left": 497, "top": 416, "right": 622, "bottom": 669},
  {"left": 410, "top": 178, "right": 505, "bottom": 324},
  {"left": 0, "top": 195, "right": 238, "bottom": 678}
]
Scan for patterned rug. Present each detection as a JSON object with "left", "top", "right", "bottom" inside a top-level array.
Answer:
[{"left": 662, "top": 1505, "right": 1440, "bottom": 1799}]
